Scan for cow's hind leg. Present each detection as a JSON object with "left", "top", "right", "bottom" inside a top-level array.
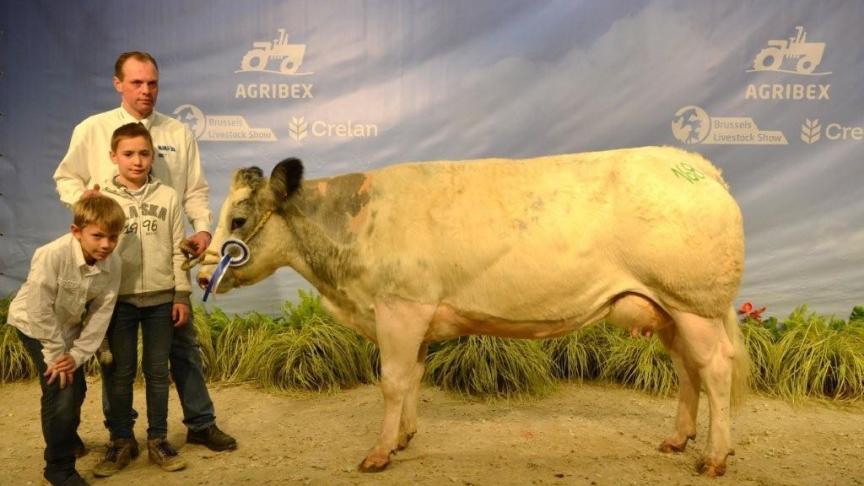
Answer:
[
  {"left": 668, "top": 310, "right": 736, "bottom": 477},
  {"left": 608, "top": 295, "right": 699, "bottom": 452},
  {"left": 359, "top": 299, "right": 433, "bottom": 472},
  {"left": 657, "top": 325, "right": 700, "bottom": 453}
]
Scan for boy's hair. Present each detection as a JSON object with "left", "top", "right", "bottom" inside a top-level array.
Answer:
[
  {"left": 114, "top": 51, "right": 159, "bottom": 80},
  {"left": 73, "top": 195, "right": 126, "bottom": 235},
  {"left": 111, "top": 122, "right": 154, "bottom": 153}
]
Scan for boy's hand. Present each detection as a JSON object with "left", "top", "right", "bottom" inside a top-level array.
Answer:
[
  {"left": 44, "top": 354, "right": 76, "bottom": 389},
  {"left": 173, "top": 303, "right": 190, "bottom": 327}
]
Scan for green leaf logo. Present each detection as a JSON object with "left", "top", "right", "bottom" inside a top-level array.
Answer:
[
  {"left": 800, "top": 118, "right": 821, "bottom": 144},
  {"left": 289, "top": 116, "right": 308, "bottom": 141}
]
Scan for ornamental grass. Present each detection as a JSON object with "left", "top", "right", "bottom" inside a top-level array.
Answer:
[
  {"left": 425, "top": 335, "right": 555, "bottom": 398},
  {"left": 3, "top": 291, "right": 864, "bottom": 402}
]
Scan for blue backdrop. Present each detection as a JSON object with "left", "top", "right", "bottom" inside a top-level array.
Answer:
[{"left": 1, "top": 0, "right": 862, "bottom": 318}]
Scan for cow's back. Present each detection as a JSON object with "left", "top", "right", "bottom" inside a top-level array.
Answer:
[{"left": 347, "top": 146, "right": 743, "bottom": 321}]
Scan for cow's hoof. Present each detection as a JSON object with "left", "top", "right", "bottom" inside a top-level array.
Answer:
[
  {"left": 658, "top": 435, "right": 691, "bottom": 453},
  {"left": 358, "top": 454, "right": 391, "bottom": 473},
  {"left": 696, "top": 458, "right": 727, "bottom": 477},
  {"left": 658, "top": 441, "right": 685, "bottom": 453},
  {"left": 396, "top": 432, "right": 415, "bottom": 451}
]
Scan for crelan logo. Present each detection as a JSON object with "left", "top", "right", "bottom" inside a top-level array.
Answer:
[
  {"left": 289, "top": 117, "right": 308, "bottom": 141},
  {"left": 288, "top": 115, "right": 379, "bottom": 142},
  {"left": 800, "top": 119, "right": 821, "bottom": 144},
  {"left": 800, "top": 119, "right": 864, "bottom": 144}
]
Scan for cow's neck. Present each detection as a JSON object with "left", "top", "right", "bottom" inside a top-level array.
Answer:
[{"left": 285, "top": 211, "right": 362, "bottom": 300}]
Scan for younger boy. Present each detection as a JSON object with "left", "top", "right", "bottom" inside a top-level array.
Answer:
[
  {"left": 94, "top": 122, "right": 190, "bottom": 477},
  {"left": 8, "top": 195, "right": 126, "bottom": 486}
]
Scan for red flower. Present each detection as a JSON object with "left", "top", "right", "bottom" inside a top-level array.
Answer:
[{"left": 738, "top": 301, "right": 766, "bottom": 322}]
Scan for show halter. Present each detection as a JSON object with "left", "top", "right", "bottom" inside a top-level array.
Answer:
[{"left": 181, "top": 209, "right": 274, "bottom": 301}]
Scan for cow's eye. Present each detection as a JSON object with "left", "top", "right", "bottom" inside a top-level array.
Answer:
[{"left": 231, "top": 217, "right": 247, "bottom": 231}]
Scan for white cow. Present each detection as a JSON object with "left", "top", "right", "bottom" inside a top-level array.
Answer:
[{"left": 197, "top": 146, "right": 748, "bottom": 476}]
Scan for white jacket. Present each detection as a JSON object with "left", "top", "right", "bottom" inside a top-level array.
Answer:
[
  {"left": 53, "top": 106, "right": 211, "bottom": 234},
  {"left": 102, "top": 175, "right": 191, "bottom": 307},
  {"left": 8, "top": 234, "right": 121, "bottom": 368}
]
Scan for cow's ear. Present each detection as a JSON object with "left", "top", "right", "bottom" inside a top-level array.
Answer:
[
  {"left": 270, "top": 158, "right": 304, "bottom": 202},
  {"left": 233, "top": 166, "right": 265, "bottom": 190}
]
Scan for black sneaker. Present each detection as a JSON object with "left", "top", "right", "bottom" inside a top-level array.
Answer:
[
  {"left": 186, "top": 424, "right": 237, "bottom": 451},
  {"left": 43, "top": 470, "right": 89, "bottom": 486}
]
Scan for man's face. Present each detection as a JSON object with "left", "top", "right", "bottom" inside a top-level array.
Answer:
[
  {"left": 114, "top": 58, "right": 159, "bottom": 119},
  {"left": 72, "top": 223, "right": 120, "bottom": 265}
]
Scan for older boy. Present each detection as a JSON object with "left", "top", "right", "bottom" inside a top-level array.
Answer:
[
  {"left": 94, "top": 122, "right": 189, "bottom": 476},
  {"left": 8, "top": 195, "right": 125, "bottom": 486}
]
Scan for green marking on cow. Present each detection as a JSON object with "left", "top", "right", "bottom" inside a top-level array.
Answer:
[{"left": 671, "top": 162, "right": 705, "bottom": 183}]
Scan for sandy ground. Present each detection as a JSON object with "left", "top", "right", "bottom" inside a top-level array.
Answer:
[{"left": 1, "top": 378, "right": 863, "bottom": 486}]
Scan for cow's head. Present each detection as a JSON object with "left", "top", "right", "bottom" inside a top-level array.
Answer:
[{"left": 197, "top": 158, "right": 304, "bottom": 293}]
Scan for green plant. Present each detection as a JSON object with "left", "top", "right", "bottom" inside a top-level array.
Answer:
[
  {"left": 279, "top": 289, "right": 335, "bottom": 329},
  {"left": 542, "top": 325, "right": 609, "bottom": 381},
  {"left": 602, "top": 327, "right": 677, "bottom": 396},
  {"left": 213, "top": 312, "right": 278, "bottom": 381},
  {"left": 240, "top": 315, "right": 375, "bottom": 391},
  {"left": 740, "top": 320, "right": 776, "bottom": 392},
  {"left": 773, "top": 306, "right": 864, "bottom": 401},
  {"left": 425, "top": 336, "right": 555, "bottom": 398}
]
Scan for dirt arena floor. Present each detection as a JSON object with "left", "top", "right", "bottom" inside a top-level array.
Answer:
[{"left": 1, "top": 379, "right": 862, "bottom": 485}]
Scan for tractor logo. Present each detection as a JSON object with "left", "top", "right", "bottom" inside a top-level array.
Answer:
[
  {"left": 236, "top": 29, "right": 312, "bottom": 76},
  {"left": 748, "top": 26, "right": 831, "bottom": 75}
]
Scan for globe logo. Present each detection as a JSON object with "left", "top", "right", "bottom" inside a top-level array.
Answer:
[
  {"left": 172, "top": 104, "right": 207, "bottom": 139},
  {"left": 671, "top": 106, "right": 711, "bottom": 144}
]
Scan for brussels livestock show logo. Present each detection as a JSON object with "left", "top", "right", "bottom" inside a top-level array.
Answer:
[
  {"left": 235, "top": 29, "right": 314, "bottom": 100},
  {"left": 172, "top": 104, "right": 277, "bottom": 142},
  {"left": 745, "top": 26, "right": 831, "bottom": 101},
  {"left": 671, "top": 106, "right": 787, "bottom": 145}
]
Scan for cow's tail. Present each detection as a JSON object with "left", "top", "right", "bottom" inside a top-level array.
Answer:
[{"left": 724, "top": 305, "right": 750, "bottom": 407}]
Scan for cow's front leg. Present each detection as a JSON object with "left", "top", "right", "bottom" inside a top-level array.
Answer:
[{"left": 359, "top": 299, "right": 433, "bottom": 472}]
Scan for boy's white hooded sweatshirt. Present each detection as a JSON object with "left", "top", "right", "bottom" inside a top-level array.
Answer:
[{"left": 102, "top": 174, "right": 191, "bottom": 307}]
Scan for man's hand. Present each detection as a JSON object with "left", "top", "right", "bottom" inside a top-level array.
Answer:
[
  {"left": 181, "top": 231, "right": 212, "bottom": 258},
  {"left": 79, "top": 184, "right": 102, "bottom": 200},
  {"left": 173, "top": 302, "right": 190, "bottom": 327}
]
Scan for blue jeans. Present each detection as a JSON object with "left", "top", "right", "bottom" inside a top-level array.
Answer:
[
  {"left": 103, "top": 302, "right": 173, "bottom": 440},
  {"left": 18, "top": 330, "right": 86, "bottom": 484},
  {"left": 102, "top": 306, "right": 216, "bottom": 434}
]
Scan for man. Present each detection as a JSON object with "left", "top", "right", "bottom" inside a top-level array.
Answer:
[{"left": 53, "top": 52, "right": 237, "bottom": 472}]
